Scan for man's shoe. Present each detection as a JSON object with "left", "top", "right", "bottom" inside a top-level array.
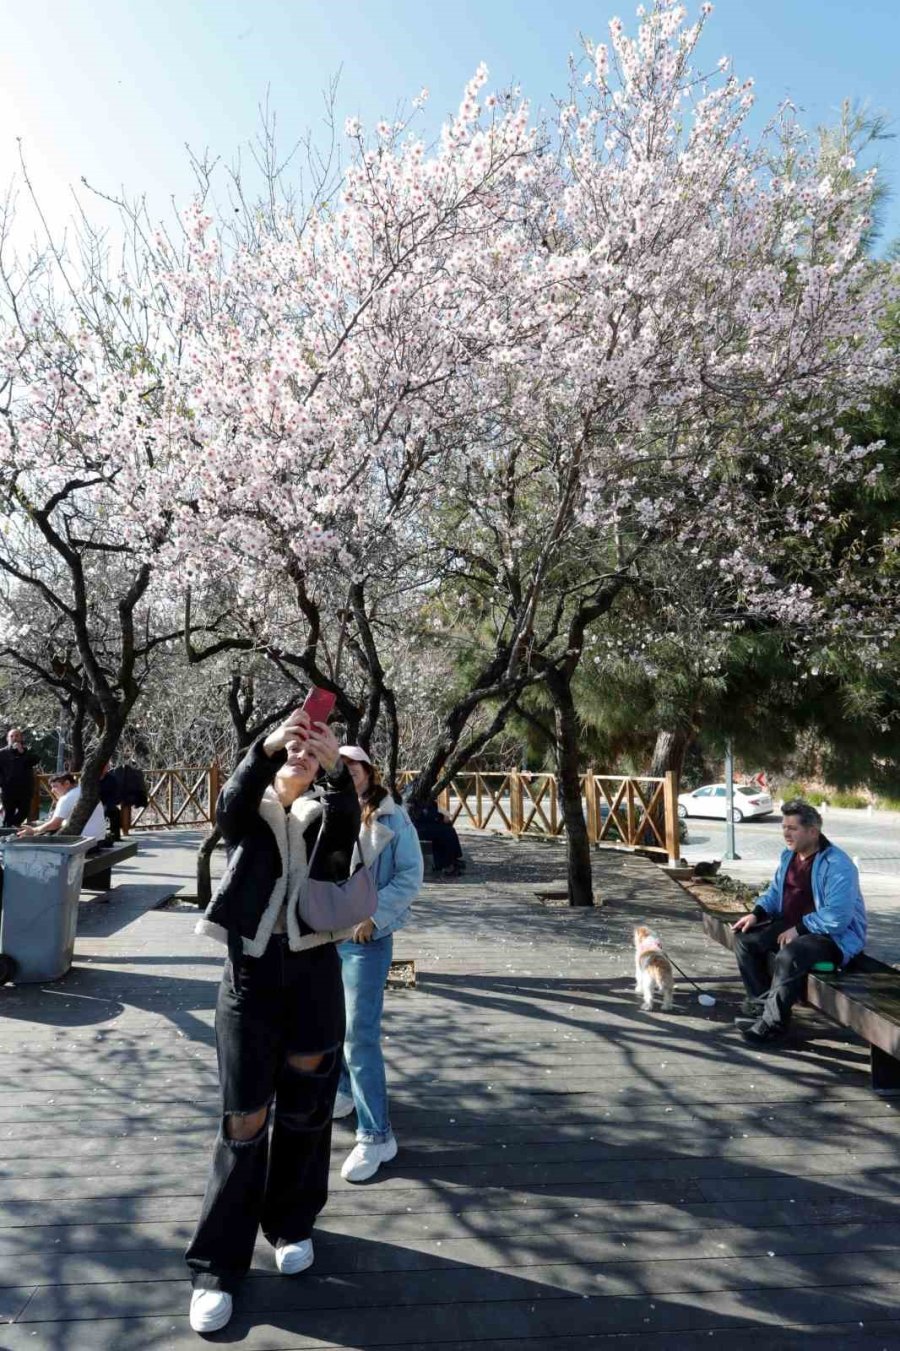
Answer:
[
  {"left": 275, "top": 1237, "right": 314, "bottom": 1275},
  {"left": 189, "top": 1288, "right": 233, "bottom": 1333},
  {"left": 739, "top": 995, "right": 766, "bottom": 1017},
  {"left": 740, "top": 1018, "right": 787, "bottom": 1045},
  {"left": 332, "top": 1091, "right": 355, "bottom": 1120},
  {"left": 733, "top": 1016, "right": 759, "bottom": 1031},
  {"left": 341, "top": 1135, "right": 398, "bottom": 1183}
]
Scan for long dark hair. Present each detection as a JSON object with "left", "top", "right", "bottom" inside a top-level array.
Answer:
[{"left": 359, "top": 763, "right": 390, "bottom": 827}]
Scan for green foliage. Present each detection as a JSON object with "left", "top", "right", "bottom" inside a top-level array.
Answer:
[
  {"left": 778, "top": 781, "right": 809, "bottom": 802},
  {"left": 829, "top": 790, "right": 869, "bottom": 809}
]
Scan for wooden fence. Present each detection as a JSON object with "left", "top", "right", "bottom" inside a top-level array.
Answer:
[
  {"left": 33, "top": 766, "right": 222, "bottom": 833},
  {"left": 397, "top": 768, "right": 681, "bottom": 862},
  {"left": 33, "top": 764, "right": 680, "bottom": 860}
]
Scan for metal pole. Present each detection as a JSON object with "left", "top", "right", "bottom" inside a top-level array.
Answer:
[
  {"left": 55, "top": 726, "right": 65, "bottom": 774},
  {"left": 724, "top": 738, "right": 740, "bottom": 861}
]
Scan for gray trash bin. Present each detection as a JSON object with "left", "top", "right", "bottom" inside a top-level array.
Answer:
[{"left": 0, "top": 836, "right": 93, "bottom": 983}]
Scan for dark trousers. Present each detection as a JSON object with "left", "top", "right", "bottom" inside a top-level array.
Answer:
[
  {"left": 415, "top": 821, "right": 462, "bottom": 872},
  {"left": 734, "top": 918, "right": 842, "bottom": 1029},
  {"left": 2, "top": 798, "right": 29, "bottom": 829},
  {"left": 185, "top": 936, "right": 345, "bottom": 1293}
]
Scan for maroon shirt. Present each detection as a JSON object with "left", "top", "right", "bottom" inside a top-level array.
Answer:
[{"left": 781, "top": 850, "right": 817, "bottom": 928}]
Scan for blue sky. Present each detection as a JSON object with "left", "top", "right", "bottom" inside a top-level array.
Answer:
[{"left": 2, "top": 0, "right": 899, "bottom": 253}]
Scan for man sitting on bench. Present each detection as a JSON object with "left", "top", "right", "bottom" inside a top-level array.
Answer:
[
  {"left": 731, "top": 799, "right": 867, "bottom": 1046},
  {"left": 16, "top": 772, "right": 106, "bottom": 849}
]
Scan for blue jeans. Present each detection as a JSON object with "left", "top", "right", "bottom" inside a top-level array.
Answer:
[{"left": 337, "top": 933, "right": 394, "bottom": 1143}]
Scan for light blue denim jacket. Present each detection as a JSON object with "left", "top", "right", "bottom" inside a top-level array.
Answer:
[
  {"left": 754, "top": 841, "right": 866, "bottom": 964},
  {"left": 351, "top": 799, "right": 423, "bottom": 938}
]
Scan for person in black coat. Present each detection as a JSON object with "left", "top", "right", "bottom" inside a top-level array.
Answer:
[
  {"left": 0, "top": 729, "right": 37, "bottom": 829},
  {"left": 98, "top": 765, "right": 121, "bottom": 842},
  {"left": 409, "top": 797, "right": 465, "bottom": 876},
  {"left": 186, "top": 708, "right": 360, "bottom": 1335}
]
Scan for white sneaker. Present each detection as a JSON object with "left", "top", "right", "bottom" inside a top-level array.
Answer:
[
  {"left": 332, "top": 1091, "right": 355, "bottom": 1120},
  {"left": 341, "top": 1135, "right": 398, "bottom": 1183},
  {"left": 189, "top": 1288, "right": 233, "bottom": 1333},
  {"left": 275, "top": 1237, "right": 314, "bottom": 1275}
]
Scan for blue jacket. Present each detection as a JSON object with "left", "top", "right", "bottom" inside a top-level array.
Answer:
[
  {"left": 351, "top": 799, "right": 423, "bottom": 938},
  {"left": 754, "top": 840, "right": 866, "bottom": 964}
]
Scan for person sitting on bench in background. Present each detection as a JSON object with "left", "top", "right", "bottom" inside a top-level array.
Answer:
[
  {"left": 16, "top": 773, "right": 106, "bottom": 848},
  {"left": 99, "top": 764, "right": 122, "bottom": 842},
  {"left": 408, "top": 796, "right": 465, "bottom": 877},
  {"left": 731, "top": 799, "right": 866, "bottom": 1045}
]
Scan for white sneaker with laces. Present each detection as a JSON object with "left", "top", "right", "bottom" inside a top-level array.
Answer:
[
  {"left": 189, "top": 1288, "right": 233, "bottom": 1333},
  {"left": 275, "top": 1237, "right": 314, "bottom": 1274},
  {"left": 332, "top": 1091, "right": 355, "bottom": 1120},
  {"left": 341, "top": 1134, "right": 398, "bottom": 1183}
]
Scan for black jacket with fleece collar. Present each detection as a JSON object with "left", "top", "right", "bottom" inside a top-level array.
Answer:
[{"left": 195, "top": 736, "right": 360, "bottom": 958}]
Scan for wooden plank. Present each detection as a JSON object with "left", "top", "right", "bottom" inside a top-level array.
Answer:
[
  {"left": 3, "top": 1316, "right": 900, "bottom": 1351},
  {"left": 15, "top": 1276, "right": 900, "bottom": 1342},
  {"left": 16, "top": 1250, "right": 900, "bottom": 1327},
  {"left": 8, "top": 1219, "right": 900, "bottom": 1288},
  {"left": 0, "top": 1285, "right": 36, "bottom": 1322},
  {"left": 8, "top": 1144, "right": 900, "bottom": 1201}
]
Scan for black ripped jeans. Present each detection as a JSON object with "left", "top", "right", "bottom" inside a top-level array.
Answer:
[{"left": 185, "top": 936, "right": 345, "bottom": 1292}]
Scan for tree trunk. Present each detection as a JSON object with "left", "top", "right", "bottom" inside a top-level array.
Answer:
[
  {"left": 649, "top": 728, "right": 691, "bottom": 781},
  {"left": 67, "top": 707, "right": 126, "bottom": 834},
  {"left": 381, "top": 686, "right": 401, "bottom": 796},
  {"left": 547, "top": 672, "right": 594, "bottom": 908},
  {"left": 68, "top": 697, "right": 88, "bottom": 771}
]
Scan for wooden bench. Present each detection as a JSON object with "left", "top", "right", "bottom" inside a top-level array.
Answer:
[
  {"left": 697, "top": 897, "right": 900, "bottom": 1094},
  {"left": 81, "top": 841, "right": 139, "bottom": 893}
]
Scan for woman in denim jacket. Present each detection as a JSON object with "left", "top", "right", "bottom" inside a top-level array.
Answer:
[{"left": 334, "top": 745, "right": 424, "bottom": 1181}]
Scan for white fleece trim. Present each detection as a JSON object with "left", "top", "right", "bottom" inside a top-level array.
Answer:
[
  {"left": 198, "top": 787, "right": 335, "bottom": 957},
  {"left": 243, "top": 790, "right": 324, "bottom": 957},
  {"left": 194, "top": 913, "right": 229, "bottom": 945},
  {"left": 195, "top": 917, "right": 229, "bottom": 946},
  {"left": 351, "top": 797, "right": 401, "bottom": 871}
]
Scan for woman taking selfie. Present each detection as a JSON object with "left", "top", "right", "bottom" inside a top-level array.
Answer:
[
  {"left": 186, "top": 708, "right": 359, "bottom": 1335},
  {"left": 334, "top": 745, "right": 423, "bottom": 1181}
]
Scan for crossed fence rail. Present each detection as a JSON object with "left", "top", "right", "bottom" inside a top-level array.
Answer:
[
  {"left": 32, "top": 764, "right": 680, "bottom": 860},
  {"left": 33, "top": 765, "right": 222, "bottom": 832},
  {"left": 397, "top": 768, "right": 681, "bottom": 861}
]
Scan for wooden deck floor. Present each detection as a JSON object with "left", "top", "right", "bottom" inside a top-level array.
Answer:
[{"left": 2, "top": 834, "right": 900, "bottom": 1349}]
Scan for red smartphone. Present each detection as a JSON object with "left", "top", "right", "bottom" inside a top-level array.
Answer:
[{"left": 301, "top": 686, "right": 336, "bottom": 727}]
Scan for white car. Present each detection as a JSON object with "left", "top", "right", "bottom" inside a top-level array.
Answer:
[{"left": 677, "top": 783, "right": 774, "bottom": 824}]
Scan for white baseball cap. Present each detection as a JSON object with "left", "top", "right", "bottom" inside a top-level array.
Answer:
[{"left": 339, "top": 745, "right": 373, "bottom": 767}]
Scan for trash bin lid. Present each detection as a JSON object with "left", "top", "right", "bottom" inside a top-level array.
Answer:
[{"left": 1, "top": 835, "right": 94, "bottom": 855}]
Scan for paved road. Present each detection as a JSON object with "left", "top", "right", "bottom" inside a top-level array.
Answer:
[
  {"left": 449, "top": 789, "right": 900, "bottom": 883},
  {"left": 680, "top": 805, "right": 900, "bottom": 878},
  {"left": 451, "top": 791, "right": 900, "bottom": 906}
]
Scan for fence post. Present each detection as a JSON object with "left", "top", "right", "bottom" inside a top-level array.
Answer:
[
  {"left": 208, "top": 761, "right": 222, "bottom": 826},
  {"left": 121, "top": 804, "right": 132, "bottom": 837},
  {"left": 584, "top": 774, "right": 598, "bottom": 845},
  {"left": 509, "top": 770, "right": 523, "bottom": 835},
  {"left": 663, "top": 770, "right": 680, "bottom": 866}
]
